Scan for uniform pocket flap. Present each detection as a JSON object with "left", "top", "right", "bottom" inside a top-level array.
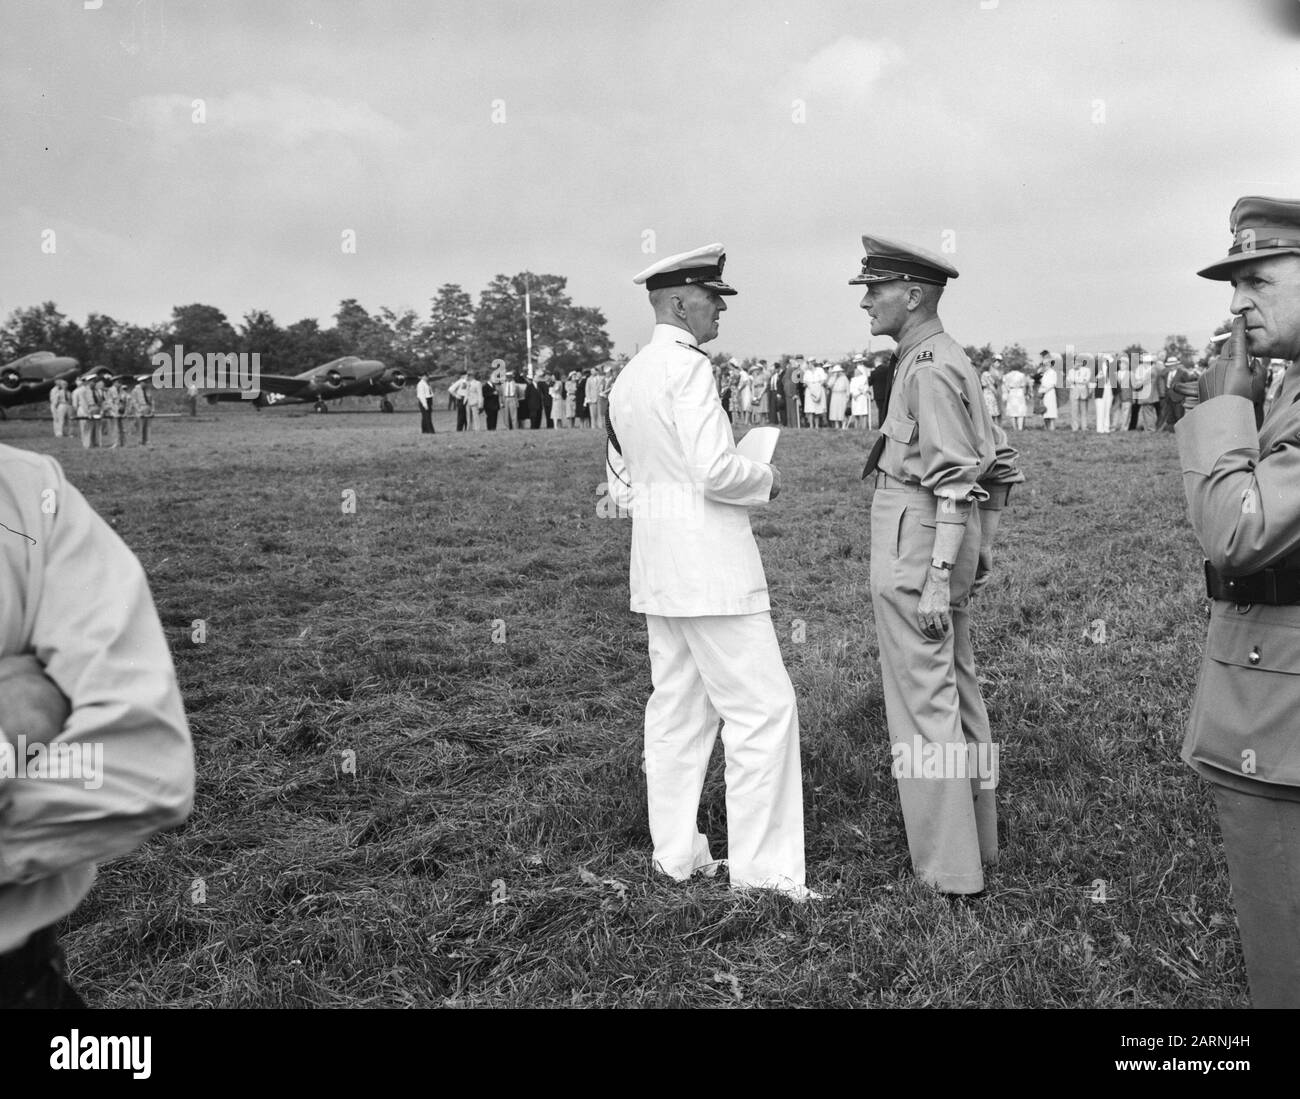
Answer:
[
  {"left": 881, "top": 415, "right": 918, "bottom": 445},
  {"left": 1207, "top": 614, "right": 1300, "bottom": 673}
]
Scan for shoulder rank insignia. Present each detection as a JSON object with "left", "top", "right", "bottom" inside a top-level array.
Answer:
[
  {"left": 674, "top": 340, "right": 706, "bottom": 356},
  {"left": 915, "top": 349, "right": 934, "bottom": 363}
]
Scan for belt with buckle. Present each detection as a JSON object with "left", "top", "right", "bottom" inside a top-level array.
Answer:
[
  {"left": 875, "top": 472, "right": 924, "bottom": 491},
  {"left": 1204, "top": 560, "right": 1300, "bottom": 605}
]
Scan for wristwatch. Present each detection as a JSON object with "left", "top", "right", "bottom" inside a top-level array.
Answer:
[{"left": 930, "top": 559, "right": 955, "bottom": 572}]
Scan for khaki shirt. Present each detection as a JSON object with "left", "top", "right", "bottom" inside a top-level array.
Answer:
[
  {"left": 1177, "top": 375, "right": 1300, "bottom": 791},
  {"left": 877, "top": 317, "right": 1024, "bottom": 527},
  {"left": 0, "top": 446, "right": 193, "bottom": 951}
]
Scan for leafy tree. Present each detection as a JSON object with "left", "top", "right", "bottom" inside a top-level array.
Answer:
[
  {"left": 1161, "top": 333, "right": 1196, "bottom": 367},
  {"left": 334, "top": 299, "right": 389, "bottom": 360},
  {"left": 472, "top": 272, "right": 612, "bottom": 375},
  {"left": 999, "top": 343, "right": 1029, "bottom": 373},
  {"left": 964, "top": 343, "right": 995, "bottom": 371},
  {"left": 424, "top": 284, "right": 474, "bottom": 370},
  {"left": 0, "top": 302, "right": 84, "bottom": 361},
  {"left": 238, "top": 309, "right": 294, "bottom": 372},
  {"left": 376, "top": 306, "right": 426, "bottom": 374},
  {"left": 281, "top": 318, "right": 346, "bottom": 374},
  {"left": 168, "top": 304, "right": 238, "bottom": 356}
]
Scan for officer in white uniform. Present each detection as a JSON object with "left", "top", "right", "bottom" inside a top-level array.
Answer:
[{"left": 606, "top": 244, "right": 814, "bottom": 899}]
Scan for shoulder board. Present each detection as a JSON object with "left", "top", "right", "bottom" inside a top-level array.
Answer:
[
  {"left": 674, "top": 340, "right": 706, "bottom": 356},
  {"left": 915, "top": 350, "right": 934, "bottom": 363}
]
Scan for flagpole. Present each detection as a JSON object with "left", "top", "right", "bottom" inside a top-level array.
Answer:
[{"left": 524, "top": 277, "right": 534, "bottom": 379}]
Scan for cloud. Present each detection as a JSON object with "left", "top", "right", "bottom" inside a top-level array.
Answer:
[{"left": 781, "top": 36, "right": 905, "bottom": 109}]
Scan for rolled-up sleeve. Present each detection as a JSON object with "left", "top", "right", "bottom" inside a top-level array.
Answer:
[
  {"left": 911, "top": 364, "right": 989, "bottom": 525},
  {"left": 673, "top": 358, "right": 772, "bottom": 506},
  {"left": 1176, "top": 395, "right": 1300, "bottom": 574},
  {"left": 978, "top": 422, "right": 1025, "bottom": 511},
  {"left": 0, "top": 454, "right": 193, "bottom": 887}
]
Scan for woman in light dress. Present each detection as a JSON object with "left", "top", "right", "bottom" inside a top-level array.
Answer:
[
  {"left": 980, "top": 366, "right": 1000, "bottom": 424},
  {"left": 1002, "top": 365, "right": 1028, "bottom": 430},
  {"left": 1038, "top": 360, "right": 1058, "bottom": 431},
  {"left": 737, "top": 365, "right": 754, "bottom": 425},
  {"left": 803, "top": 360, "right": 827, "bottom": 428},
  {"left": 550, "top": 374, "right": 569, "bottom": 427},
  {"left": 849, "top": 366, "right": 870, "bottom": 428},
  {"left": 827, "top": 364, "right": 849, "bottom": 428},
  {"left": 564, "top": 372, "right": 579, "bottom": 428}
]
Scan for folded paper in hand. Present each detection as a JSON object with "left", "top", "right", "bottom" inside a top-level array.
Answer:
[{"left": 735, "top": 426, "right": 779, "bottom": 464}]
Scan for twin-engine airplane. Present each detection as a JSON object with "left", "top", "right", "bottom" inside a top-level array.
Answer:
[
  {"left": 205, "top": 356, "right": 406, "bottom": 412},
  {"left": 0, "top": 352, "right": 81, "bottom": 418}
]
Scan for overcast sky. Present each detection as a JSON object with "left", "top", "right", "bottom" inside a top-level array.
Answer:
[{"left": 4, "top": 0, "right": 1300, "bottom": 362}]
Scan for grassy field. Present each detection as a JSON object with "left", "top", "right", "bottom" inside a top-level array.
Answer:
[{"left": 4, "top": 406, "right": 1245, "bottom": 1008}]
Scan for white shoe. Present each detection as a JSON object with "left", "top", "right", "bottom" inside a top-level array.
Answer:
[{"left": 694, "top": 858, "right": 727, "bottom": 879}]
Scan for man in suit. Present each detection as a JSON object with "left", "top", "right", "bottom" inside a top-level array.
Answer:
[
  {"left": 854, "top": 234, "right": 1023, "bottom": 895},
  {"left": 767, "top": 360, "right": 786, "bottom": 426},
  {"left": 521, "top": 375, "right": 543, "bottom": 429},
  {"left": 482, "top": 376, "right": 500, "bottom": 430},
  {"left": 782, "top": 356, "right": 802, "bottom": 429},
  {"left": 1178, "top": 195, "right": 1300, "bottom": 1007},
  {"left": 606, "top": 243, "right": 814, "bottom": 900}
]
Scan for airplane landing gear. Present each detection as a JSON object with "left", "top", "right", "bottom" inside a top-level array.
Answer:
[
  {"left": 314, "top": 400, "right": 329, "bottom": 413},
  {"left": 379, "top": 398, "right": 394, "bottom": 413}
]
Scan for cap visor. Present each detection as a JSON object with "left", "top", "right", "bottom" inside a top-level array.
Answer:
[
  {"left": 848, "top": 273, "right": 897, "bottom": 285},
  {"left": 1198, "top": 246, "right": 1300, "bottom": 280},
  {"left": 702, "top": 280, "right": 737, "bottom": 296}
]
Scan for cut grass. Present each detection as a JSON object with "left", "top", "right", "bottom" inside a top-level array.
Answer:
[{"left": 4, "top": 409, "right": 1244, "bottom": 1007}]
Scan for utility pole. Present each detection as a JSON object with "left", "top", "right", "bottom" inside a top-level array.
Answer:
[{"left": 524, "top": 275, "right": 534, "bottom": 379}]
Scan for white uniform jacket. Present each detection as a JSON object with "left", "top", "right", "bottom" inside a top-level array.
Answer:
[{"left": 607, "top": 324, "right": 774, "bottom": 617}]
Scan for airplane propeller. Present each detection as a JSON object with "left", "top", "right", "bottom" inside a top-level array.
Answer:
[{"left": 0, "top": 369, "right": 22, "bottom": 390}]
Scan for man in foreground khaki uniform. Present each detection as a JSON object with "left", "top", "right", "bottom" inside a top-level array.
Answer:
[
  {"left": 0, "top": 444, "right": 193, "bottom": 1006},
  {"left": 854, "top": 234, "right": 1023, "bottom": 895},
  {"left": 1177, "top": 195, "right": 1300, "bottom": 1007}
]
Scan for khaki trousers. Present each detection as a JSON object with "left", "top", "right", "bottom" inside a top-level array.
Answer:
[
  {"left": 870, "top": 485, "right": 997, "bottom": 893},
  {"left": 643, "top": 611, "right": 806, "bottom": 892},
  {"left": 1212, "top": 784, "right": 1300, "bottom": 1007}
]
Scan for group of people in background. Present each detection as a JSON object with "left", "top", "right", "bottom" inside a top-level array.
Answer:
[
  {"left": 412, "top": 340, "right": 1289, "bottom": 441},
  {"left": 978, "top": 347, "right": 1289, "bottom": 434},
  {"left": 48, "top": 374, "right": 155, "bottom": 448},
  {"left": 713, "top": 354, "right": 890, "bottom": 430},
  {"left": 417, "top": 362, "right": 615, "bottom": 433}
]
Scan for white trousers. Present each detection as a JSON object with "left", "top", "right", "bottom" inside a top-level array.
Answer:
[{"left": 643, "top": 612, "right": 806, "bottom": 892}]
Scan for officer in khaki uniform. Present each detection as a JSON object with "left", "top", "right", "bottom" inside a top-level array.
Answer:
[
  {"left": 1178, "top": 195, "right": 1300, "bottom": 1007},
  {"left": 853, "top": 235, "right": 1024, "bottom": 894},
  {"left": 606, "top": 243, "right": 814, "bottom": 900}
]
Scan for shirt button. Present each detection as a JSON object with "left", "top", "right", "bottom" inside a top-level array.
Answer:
[{"left": 1248, "top": 647, "right": 1261, "bottom": 665}]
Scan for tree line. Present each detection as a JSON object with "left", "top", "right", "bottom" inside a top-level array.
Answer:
[{"left": 0, "top": 273, "right": 615, "bottom": 382}]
